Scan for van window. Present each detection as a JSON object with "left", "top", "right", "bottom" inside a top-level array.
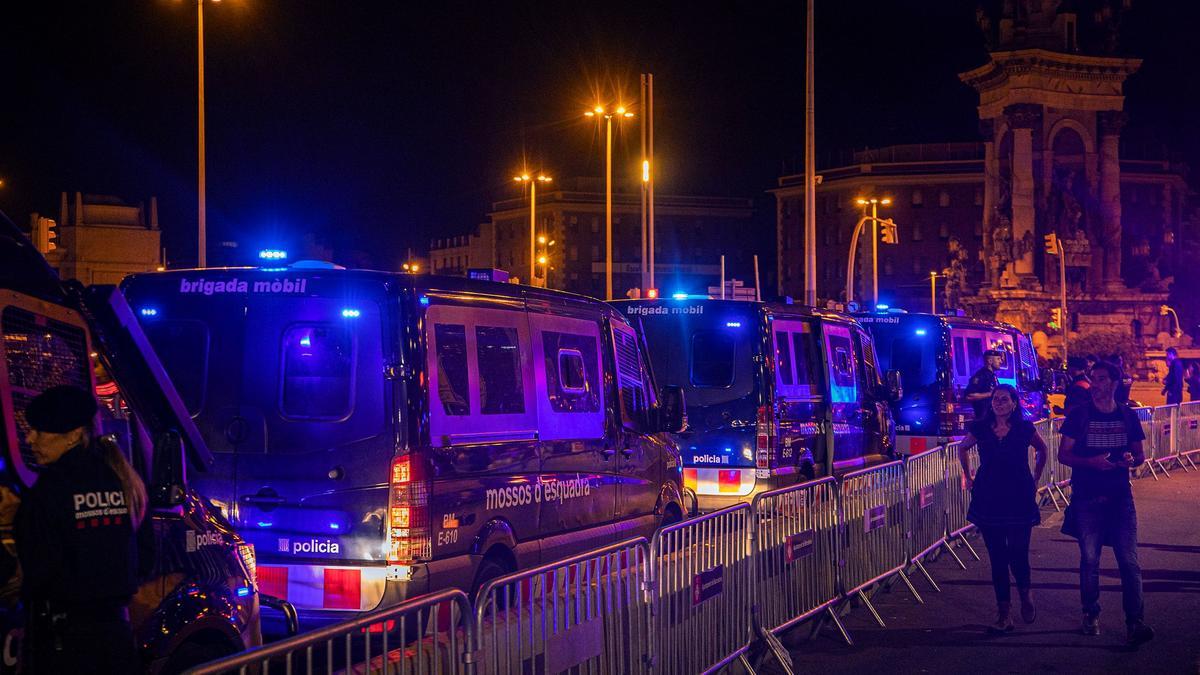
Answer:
[
  {"left": 953, "top": 337, "right": 968, "bottom": 378},
  {"left": 691, "top": 330, "right": 735, "bottom": 388},
  {"left": 856, "top": 329, "right": 882, "bottom": 389},
  {"left": 434, "top": 324, "right": 470, "bottom": 415},
  {"left": 613, "top": 322, "right": 651, "bottom": 429},
  {"left": 542, "top": 331, "right": 600, "bottom": 413},
  {"left": 775, "top": 331, "right": 794, "bottom": 386},
  {"left": 476, "top": 326, "right": 525, "bottom": 415},
  {"left": 280, "top": 324, "right": 355, "bottom": 420},
  {"left": 144, "top": 320, "right": 208, "bottom": 416},
  {"left": 773, "top": 320, "right": 824, "bottom": 399}
]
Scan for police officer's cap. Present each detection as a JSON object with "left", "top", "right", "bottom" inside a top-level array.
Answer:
[
  {"left": 984, "top": 349, "right": 1005, "bottom": 358},
  {"left": 24, "top": 385, "right": 98, "bottom": 434}
]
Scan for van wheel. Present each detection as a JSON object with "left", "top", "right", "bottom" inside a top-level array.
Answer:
[
  {"left": 471, "top": 551, "right": 515, "bottom": 609},
  {"left": 660, "top": 503, "right": 683, "bottom": 529},
  {"left": 161, "top": 639, "right": 232, "bottom": 675}
]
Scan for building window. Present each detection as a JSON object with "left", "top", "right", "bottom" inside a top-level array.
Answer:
[
  {"left": 974, "top": 187, "right": 983, "bottom": 206},
  {"left": 911, "top": 189, "right": 924, "bottom": 207},
  {"left": 913, "top": 224, "right": 924, "bottom": 241},
  {"left": 939, "top": 190, "right": 950, "bottom": 207},
  {"left": 974, "top": 221, "right": 983, "bottom": 237},
  {"left": 823, "top": 226, "right": 833, "bottom": 246},
  {"left": 939, "top": 222, "right": 949, "bottom": 239},
  {"left": 884, "top": 258, "right": 894, "bottom": 276},
  {"left": 569, "top": 245, "right": 579, "bottom": 261},
  {"left": 912, "top": 257, "right": 925, "bottom": 275},
  {"left": 590, "top": 217, "right": 600, "bottom": 233},
  {"left": 591, "top": 245, "right": 600, "bottom": 261},
  {"left": 835, "top": 194, "right": 843, "bottom": 212},
  {"left": 783, "top": 200, "right": 792, "bottom": 217}
]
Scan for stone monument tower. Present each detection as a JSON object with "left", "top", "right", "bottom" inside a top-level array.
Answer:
[{"left": 959, "top": 0, "right": 1184, "bottom": 362}]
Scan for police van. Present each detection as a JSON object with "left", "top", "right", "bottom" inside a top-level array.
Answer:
[
  {"left": 616, "top": 298, "right": 900, "bottom": 512},
  {"left": 121, "top": 266, "right": 686, "bottom": 630},
  {"left": 855, "top": 309, "right": 1045, "bottom": 454},
  {"left": 0, "top": 215, "right": 267, "bottom": 673}
]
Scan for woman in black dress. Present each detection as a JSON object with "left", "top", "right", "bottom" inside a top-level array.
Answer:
[{"left": 957, "top": 384, "right": 1048, "bottom": 633}]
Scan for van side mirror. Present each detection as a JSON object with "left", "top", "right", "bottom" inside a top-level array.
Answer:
[
  {"left": 657, "top": 385, "right": 687, "bottom": 434},
  {"left": 150, "top": 430, "right": 187, "bottom": 507},
  {"left": 884, "top": 369, "right": 903, "bottom": 402}
]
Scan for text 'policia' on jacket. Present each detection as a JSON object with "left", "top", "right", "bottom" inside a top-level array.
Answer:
[
  {"left": 0, "top": 211, "right": 264, "bottom": 674},
  {"left": 122, "top": 265, "right": 686, "bottom": 632},
  {"left": 854, "top": 308, "right": 1046, "bottom": 455},
  {"left": 615, "top": 298, "right": 902, "bottom": 513}
]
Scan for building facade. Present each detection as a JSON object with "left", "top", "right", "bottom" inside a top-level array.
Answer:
[
  {"left": 774, "top": 1, "right": 1195, "bottom": 362},
  {"left": 34, "top": 192, "right": 162, "bottom": 285},
  {"left": 429, "top": 224, "right": 495, "bottom": 277},
  {"left": 456, "top": 177, "right": 756, "bottom": 299}
]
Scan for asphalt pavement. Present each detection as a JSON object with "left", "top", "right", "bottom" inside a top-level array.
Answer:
[{"left": 769, "top": 468, "right": 1200, "bottom": 674}]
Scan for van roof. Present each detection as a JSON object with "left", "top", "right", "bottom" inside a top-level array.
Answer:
[
  {"left": 615, "top": 297, "right": 862, "bottom": 324},
  {"left": 852, "top": 310, "right": 1025, "bottom": 335},
  {"left": 122, "top": 267, "right": 630, "bottom": 322}
]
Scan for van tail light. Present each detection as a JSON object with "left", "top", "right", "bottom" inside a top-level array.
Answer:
[
  {"left": 755, "top": 406, "right": 774, "bottom": 470},
  {"left": 387, "top": 455, "right": 431, "bottom": 565}
]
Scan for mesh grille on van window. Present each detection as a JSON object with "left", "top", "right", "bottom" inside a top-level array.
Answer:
[{"left": 2, "top": 306, "right": 90, "bottom": 467}]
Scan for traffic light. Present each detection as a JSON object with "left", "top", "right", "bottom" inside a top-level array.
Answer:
[
  {"left": 1044, "top": 232, "right": 1059, "bottom": 254},
  {"left": 1049, "top": 307, "right": 1062, "bottom": 329},
  {"left": 33, "top": 217, "right": 57, "bottom": 254},
  {"left": 880, "top": 220, "right": 898, "bottom": 244}
]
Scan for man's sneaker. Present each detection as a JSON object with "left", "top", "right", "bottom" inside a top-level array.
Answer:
[
  {"left": 1127, "top": 622, "right": 1155, "bottom": 647},
  {"left": 1082, "top": 613, "right": 1100, "bottom": 636}
]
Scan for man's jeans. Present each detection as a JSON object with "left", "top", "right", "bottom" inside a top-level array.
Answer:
[{"left": 1075, "top": 494, "right": 1144, "bottom": 624}]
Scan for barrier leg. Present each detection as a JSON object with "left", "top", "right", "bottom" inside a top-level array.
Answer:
[
  {"left": 913, "top": 559, "right": 941, "bottom": 592},
  {"left": 897, "top": 569, "right": 924, "bottom": 605},
  {"left": 1184, "top": 453, "right": 1198, "bottom": 470},
  {"left": 957, "top": 532, "right": 981, "bottom": 561},
  {"left": 1045, "top": 488, "right": 1063, "bottom": 512},
  {"left": 856, "top": 590, "right": 887, "bottom": 627},
  {"left": 1051, "top": 483, "right": 1070, "bottom": 507},
  {"left": 941, "top": 539, "right": 967, "bottom": 569},
  {"left": 1143, "top": 461, "right": 1160, "bottom": 481},
  {"left": 1155, "top": 459, "right": 1172, "bottom": 477},
  {"left": 824, "top": 606, "right": 854, "bottom": 646}
]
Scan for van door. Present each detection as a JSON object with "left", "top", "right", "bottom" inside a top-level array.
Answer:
[
  {"left": 771, "top": 318, "right": 825, "bottom": 475},
  {"left": 527, "top": 311, "right": 616, "bottom": 560},
  {"left": 853, "top": 327, "right": 890, "bottom": 463},
  {"left": 611, "top": 320, "right": 662, "bottom": 538},
  {"left": 822, "top": 322, "right": 865, "bottom": 472}
]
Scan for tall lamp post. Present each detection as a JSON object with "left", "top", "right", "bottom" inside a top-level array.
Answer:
[
  {"left": 514, "top": 173, "right": 552, "bottom": 287},
  {"left": 855, "top": 197, "right": 892, "bottom": 307},
  {"left": 585, "top": 105, "right": 634, "bottom": 301},
  {"left": 193, "top": 0, "right": 224, "bottom": 268},
  {"left": 929, "top": 270, "right": 944, "bottom": 314}
]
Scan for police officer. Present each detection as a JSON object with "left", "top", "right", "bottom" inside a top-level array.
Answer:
[
  {"left": 0, "top": 385, "right": 146, "bottom": 673},
  {"left": 965, "top": 349, "right": 1005, "bottom": 419}
]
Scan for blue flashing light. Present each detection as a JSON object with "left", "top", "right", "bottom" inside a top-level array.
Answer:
[
  {"left": 259, "top": 266, "right": 288, "bottom": 272},
  {"left": 876, "top": 304, "right": 890, "bottom": 311},
  {"left": 139, "top": 307, "right": 159, "bottom": 317},
  {"left": 236, "top": 586, "right": 251, "bottom": 598},
  {"left": 672, "top": 292, "right": 688, "bottom": 300},
  {"left": 725, "top": 321, "right": 742, "bottom": 328},
  {"left": 299, "top": 335, "right": 311, "bottom": 348},
  {"left": 258, "top": 249, "right": 288, "bottom": 260},
  {"left": 341, "top": 308, "right": 361, "bottom": 318},
  {"left": 914, "top": 329, "right": 927, "bottom": 336},
  {"left": 329, "top": 523, "right": 341, "bottom": 530},
  {"left": 419, "top": 296, "right": 430, "bottom": 306},
  {"left": 255, "top": 521, "right": 273, "bottom": 528},
  {"left": 723, "top": 447, "right": 733, "bottom": 453}
]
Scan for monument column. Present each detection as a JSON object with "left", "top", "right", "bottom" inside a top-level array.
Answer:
[
  {"left": 1005, "top": 103, "right": 1040, "bottom": 284},
  {"left": 1097, "top": 111, "right": 1126, "bottom": 289},
  {"left": 980, "top": 119, "right": 998, "bottom": 287}
]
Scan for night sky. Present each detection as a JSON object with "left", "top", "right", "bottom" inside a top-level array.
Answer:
[{"left": 1, "top": 1, "right": 1195, "bottom": 269}]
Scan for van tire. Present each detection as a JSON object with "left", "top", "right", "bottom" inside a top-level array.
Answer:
[
  {"left": 160, "top": 637, "right": 232, "bottom": 675},
  {"left": 660, "top": 503, "right": 683, "bottom": 529},
  {"left": 471, "top": 549, "right": 515, "bottom": 604}
]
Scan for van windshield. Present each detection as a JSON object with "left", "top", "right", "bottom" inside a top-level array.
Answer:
[
  {"left": 630, "top": 303, "right": 759, "bottom": 409},
  {"left": 863, "top": 317, "right": 939, "bottom": 390}
]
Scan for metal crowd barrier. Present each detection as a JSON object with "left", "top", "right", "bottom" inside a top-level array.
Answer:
[
  {"left": 942, "top": 441, "right": 981, "bottom": 568},
  {"left": 1176, "top": 401, "right": 1200, "bottom": 470},
  {"left": 1031, "top": 418, "right": 1069, "bottom": 510},
  {"left": 185, "top": 588, "right": 474, "bottom": 675},
  {"left": 1132, "top": 407, "right": 1162, "bottom": 480},
  {"left": 904, "top": 448, "right": 948, "bottom": 591},
  {"left": 750, "top": 477, "right": 849, "bottom": 645},
  {"left": 1149, "top": 406, "right": 1176, "bottom": 477},
  {"left": 474, "top": 537, "right": 650, "bottom": 675},
  {"left": 836, "top": 461, "right": 923, "bottom": 627},
  {"left": 649, "top": 504, "right": 753, "bottom": 675}
]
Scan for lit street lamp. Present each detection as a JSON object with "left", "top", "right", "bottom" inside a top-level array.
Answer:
[
  {"left": 514, "top": 173, "right": 552, "bottom": 287},
  {"left": 1160, "top": 304, "right": 1183, "bottom": 338},
  {"left": 929, "top": 270, "right": 946, "bottom": 314},
  {"left": 190, "top": 0, "right": 224, "bottom": 268},
  {"left": 585, "top": 104, "right": 635, "bottom": 300},
  {"left": 855, "top": 197, "right": 892, "bottom": 306}
]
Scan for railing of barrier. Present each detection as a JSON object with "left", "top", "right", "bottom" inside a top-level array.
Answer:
[
  {"left": 1151, "top": 406, "right": 1177, "bottom": 475},
  {"left": 184, "top": 588, "right": 473, "bottom": 675},
  {"left": 1030, "top": 418, "right": 1069, "bottom": 510},
  {"left": 1177, "top": 401, "right": 1200, "bottom": 470},
  {"left": 1133, "top": 407, "right": 1161, "bottom": 479},
  {"left": 905, "top": 448, "right": 947, "bottom": 564},
  {"left": 837, "top": 461, "right": 923, "bottom": 626},
  {"left": 650, "top": 503, "right": 753, "bottom": 675},
  {"left": 474, "top": 537, "right": 650, "bottom": 675},
  {"left": 943, "top": 441, "right": 982, "bottom": 567},
  {"left": 750, "top": 477, "right": 844, "bottom": 640}
]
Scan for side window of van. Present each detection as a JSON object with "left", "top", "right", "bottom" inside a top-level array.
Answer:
[
  {"left": 775, "top": 329, "right": 794, "bottom": 386},
  {"left": 612, "top": 321, "right": 651, "bottom": 430},
  {"left": 280, "top": 324, "right": 355, "bottom": 420},
  {"left": 476, "top": 326, "right": 524, "bottom": 414},
  {"left": 434, "top": 324, "right": 470, "bottom": 415},
  {"left": 542, "top": 332, "right": 600, "bottom": 413},
  {"left": 774, "top": 320, "right": 824, "bottom": 399},
  {"left": 143, "top": 320, "right": 209, "bottom": 416},
  {"left": 532, "top": 316, "right": 605, "bottom": 441},
  {"left": 855, "top": 329, "right": 882, "bottom": 389}
]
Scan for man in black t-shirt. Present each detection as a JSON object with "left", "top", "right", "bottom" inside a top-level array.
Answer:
[
  {"left": 1059, "top": 361, "right": 1154, "bottom": 647},
  {"left": 965, "top": 350, "right": 1003, "bottom": 419}
]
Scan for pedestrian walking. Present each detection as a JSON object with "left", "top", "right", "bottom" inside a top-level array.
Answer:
[
  {"left": 965, "top": 349, "right": 1004, "bottom": 420},
  {"left": 1059, "top": 361, "right": 1155, "bottom": 646},
  {"left": 0, "top": 385, "right": 147, "bottom": 673},
  {"left": 1056, "top": 357, "right": 1091, "bottom": 416},
  {"left": 957, "top": 384, "right": 1048, "bottom": 634},
  {"left": 1162, "top": 347, "right": 1183, "bottom": 405},
  {"left": 1110, "top": 353, "right": 1132, "bottom": 406},
  {"left": 1186, "top": 363, "right": 1200, "bottom": 402}
]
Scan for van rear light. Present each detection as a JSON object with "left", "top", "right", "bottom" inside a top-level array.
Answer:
[
  {"left": 755, "top": 405, "right": 774, "bottom": 470},
  {"left": 387, "top": 456, "right": 430, "bottom": 565},
  {"left": 237, "top": 543, "right": 257, "bottom": 586}
]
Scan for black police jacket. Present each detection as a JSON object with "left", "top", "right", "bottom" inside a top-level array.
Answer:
[{"left": 14, "top": 443, "right": 138, "bottom": 611}]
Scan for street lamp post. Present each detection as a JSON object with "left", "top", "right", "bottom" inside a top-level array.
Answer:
[
  {"left": 197, "top": 0, "right": 207, "bottom": 268},
  {"left": 855, "top": 197, "right": 891, "bottom": 307},
  {"left": 514, "top": 173, "right": 552, "bottom": 287},
  {"left": 586, "top": 105, "right": 634, "bottom": 301},
  {"left": 929, "top": 270, "right": 943, "bottom": 314},
  {"left": 845, "top": 214, "right": 898, "bottom": 306}
]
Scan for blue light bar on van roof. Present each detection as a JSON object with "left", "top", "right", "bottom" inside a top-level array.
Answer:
[
  {"left": 915, "top": 329, "right": 927, "bottom": 336},
  {"left": 725, "top": 321, "right": 742, "bottom": 328},
  {"left": 258, "top": 249, "right": 288, "bottom": 260},
  {"left": 341, "top": 308, "right": 361, "bottom": 318},
  {"left": 672, "top": 292, "right": 689, "bottom": 300},
  {"left": 139, "top": 307, "right": 158, "bottom": 317},
  {"left": 419, "top": 296, "right": 430, "bottom": 306},
  {"left": 236, "top": 586, "right": 251, "bottom": 598},
  {"left": 876, "top": 304, "right": 890, "bottom": 311}
]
